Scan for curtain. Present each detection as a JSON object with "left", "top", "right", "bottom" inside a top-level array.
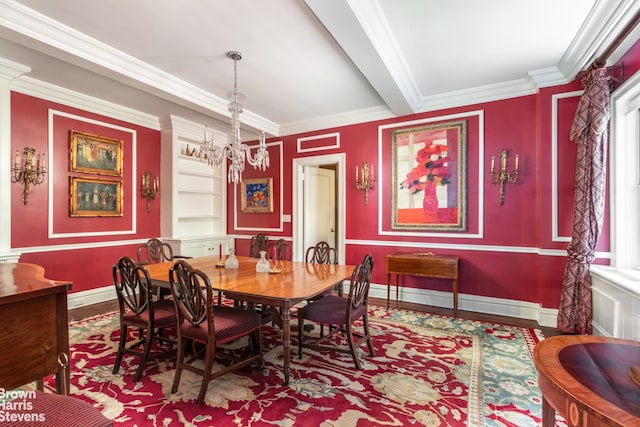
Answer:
[{"left": 557, "top": 67, "right": 610, "bottom": 335}]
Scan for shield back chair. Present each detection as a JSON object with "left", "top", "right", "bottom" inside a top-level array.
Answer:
[
  {"left": 249, "top": 233, "right": 270, "bottom": 258},
  {"left": 112, "top": 256, "right": 177, "bottom": 382},
  {"left": 297, "top": 253, "right": 375, "bottom": 370},
  {"left": 269, "top": 238, "right": 293, "bottom": 262},
  {"left": 137, "top": 237, "right": 191, "bottom": 265},
  {"left": 169, "top": 260, "right": 263, "bottom": 406},
  {"left": 305, "top": 241, "right": 338, "bottom": 265},
  {"left": 305, "top": 241, "right": 340, "bottom": 297},
  {"left": 255, "top": 239, "right": 293, "bottom": 326}
]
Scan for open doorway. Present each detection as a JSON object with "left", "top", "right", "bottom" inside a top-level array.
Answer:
[{"left": 292, "top": 154, "right": 345, "bottom": 263}]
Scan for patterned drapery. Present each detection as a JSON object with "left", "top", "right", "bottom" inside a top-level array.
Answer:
[{"left": 557, "top": 67, "right": 610, "bottom": 334}]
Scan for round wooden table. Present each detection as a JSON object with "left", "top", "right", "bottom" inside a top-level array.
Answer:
[{"left": 534, "top": 335, "right": 640, "bottom": 427}]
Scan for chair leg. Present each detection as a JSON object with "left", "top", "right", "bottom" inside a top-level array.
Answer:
[
  {"left": 197, "top": 341, "right": 216, "bottom": 406},
  {"left": 134, "top": 327, "right": 153, "bottom": 382},
  {"left": 112, "top": 323, "right": 128, "bottom": 374},
  {"left": 171, "top": 338, "right": 185, "bottom": 394},
  {"left": 345, "top": 322, "right": 362, "bottom": 370},
  {"left": 363, "top": 313, "right": 375, "bottom": 357},
  {"left": 255, "top": 329, "right": 264, "bottom": 370}
]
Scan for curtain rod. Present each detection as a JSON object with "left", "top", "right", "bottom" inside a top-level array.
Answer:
[{"left": 593, "top": 8, "right": 640, "bottom": 68}]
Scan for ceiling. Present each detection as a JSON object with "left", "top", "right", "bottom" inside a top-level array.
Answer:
[{"left": 0, "top": 0, "right": 639, "bottom": 138}]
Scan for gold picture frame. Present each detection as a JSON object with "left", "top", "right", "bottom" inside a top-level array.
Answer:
[
  {"left": 392, "top": 119, "right": 467, "bottom": 231},
  {"left": 70, "top": 176, "right": 123, "bottom": 217},
  {"left": 69, "top": 130, "right": 123, "bottom": 176},
  {"left": 240, "top": 177, "right": 274, "bottom": 213}
]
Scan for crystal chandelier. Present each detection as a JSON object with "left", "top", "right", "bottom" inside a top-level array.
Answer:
[{"left": 200, "top": 51, "right": 269, "bottom": 184}]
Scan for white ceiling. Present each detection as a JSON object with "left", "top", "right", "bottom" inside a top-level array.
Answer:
[{"left": 0, "top": 0, "right": 639, "bottom": 137}]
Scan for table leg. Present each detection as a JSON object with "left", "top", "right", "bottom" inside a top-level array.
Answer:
[
  {"left": 281, "top": 305, "right": 291, "bottom": 385},
  {"left": 386, "top": 273, "right": 391, "bottom": 309},
  {"left": 453, "top": 278, "right": 458, "bottom": 318},
  {"left": 541, "top": 397, "right": 555, "bottom": 427},
  {"left": 395, "top": 273, "right": 400, "bottom": 307}
]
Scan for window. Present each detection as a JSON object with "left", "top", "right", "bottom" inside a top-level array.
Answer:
[{"left": 610, "top": 70, "right": 640, "bottom": 269}]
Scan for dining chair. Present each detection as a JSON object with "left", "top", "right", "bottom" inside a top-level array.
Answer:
[
  {"left": 112, "top": 256, "right": 177, "bottom": 382},
  {"left": 137, "top": 237, "right": 191, "bottom": 265},
  {"left": 249, "top": 233, "right": 270, "bottom": 258},
  {"left": 169, "top": 260, "right": 263, "bottom": 405},
  {"left": 297, "top": 253, "right": 375, "bottom": 369},
  {"left": 305, "top": 241, "right": 337, "bottom": 265},
  {"left": 305, "top": 240, "right": 340, "bottom": 298},
  {"left": 269, "top": 238, "right": 293, "bottom": 261},
  {"left": 28, "top": 391, "right": 113, "bottom": 427}
]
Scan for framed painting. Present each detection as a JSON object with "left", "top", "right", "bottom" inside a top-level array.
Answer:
[
  {"left": 241, "top": 177, "right": 274, "bottom": 213},
  {"left": 69, "top": 176, "right": 123, "bottom": 217},
  {"left": 69, "top": 130, "right": 123, "bottom": 176},
  {"left": 392, "top": 119, "right": 467, "bottom": 231}
]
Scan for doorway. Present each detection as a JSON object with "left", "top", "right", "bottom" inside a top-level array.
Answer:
[{"left": 292, "top": 154, "right": 345, "bottom": 263}]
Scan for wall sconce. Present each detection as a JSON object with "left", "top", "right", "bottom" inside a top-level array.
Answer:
[
  {"left": 11, "top": 147, "right": 47, "bottom": 205},
  {"left": 489, "top": 149, "right": 519, "bottom": 205},
  {"left": 355, "top": 161, "right": 375, "bottom": 206},
  {"left": 140, "top": 171, "right": 159, "bottom": 213}
]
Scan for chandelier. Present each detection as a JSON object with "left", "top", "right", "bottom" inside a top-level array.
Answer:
[{"left": 200, "top": 51, "right": 269, "bottom": 184}]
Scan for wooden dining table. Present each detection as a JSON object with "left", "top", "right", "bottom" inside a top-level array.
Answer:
[{"left": 145, "top": 255, "right": 355, "bottom": 385}]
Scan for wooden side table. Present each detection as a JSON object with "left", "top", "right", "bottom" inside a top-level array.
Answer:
[
  {"left": 385, "top": 252, "right": 459, "bottom": 315},
  {"left": 534, "top": 335, "right": 640, "bottom": 427}
]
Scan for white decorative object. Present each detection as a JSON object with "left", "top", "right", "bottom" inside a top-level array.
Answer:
[
  {"left": 256, "top": 250, "right": 270, "bottom": 273},
  {"left": 224, "top": 248, "right": 239, "bottom": 270}
]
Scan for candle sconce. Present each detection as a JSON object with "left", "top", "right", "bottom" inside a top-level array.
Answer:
[
  {"left": 489, "top": 149, "right": 519, "bottom": 205},
  {"left": 140, "top": 171, "right": 159, "bottom": 213},
  {"left": 355, "top": 161, "right": 375, "bottom": 206},
  {"left": 11, "top": 147, "right": 47, "bottom": 205}
]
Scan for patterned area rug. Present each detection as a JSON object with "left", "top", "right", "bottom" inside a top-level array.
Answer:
[{"left": 47, "top": 307, "right": 561, "bottom": 426}]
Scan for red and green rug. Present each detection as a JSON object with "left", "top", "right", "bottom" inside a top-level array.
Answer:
[{"left": 46, "top": 306, "right": 562, "bottom": 426}]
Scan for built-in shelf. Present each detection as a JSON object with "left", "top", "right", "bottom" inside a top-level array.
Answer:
[
  {"left": 161, "top": 115, "right": 228, "bottom": 239},
  {"left": 177, "top": 189, "right": 216, "bottom": 195},
  {"left": 176, "top": 215, "right": 216, "bottom": 221},
  {"left": 176, "top": 169, "right": 220, "bottom": 178}
]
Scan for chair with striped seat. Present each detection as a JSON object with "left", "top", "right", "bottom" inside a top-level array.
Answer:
[
  {"left": 169, "top": 260, "right": 264, "bottom": 405},
  {"left": 112, "top": 256, "right": 177, "bottom": 381},
  {"left": 297, "top": 253, "right": 375, "bottom": 369}
]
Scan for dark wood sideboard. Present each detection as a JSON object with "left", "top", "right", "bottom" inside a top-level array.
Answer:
[
  {"left": 0, "top": 262, "right": 72, "bottom": 394},
  {"left": 385, "top": 252, "right": 459, "bottom": 315}
]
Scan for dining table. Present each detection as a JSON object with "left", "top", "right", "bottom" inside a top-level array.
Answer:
[{"left": 145, "top": 255, "right": 355, "bottom": 385}]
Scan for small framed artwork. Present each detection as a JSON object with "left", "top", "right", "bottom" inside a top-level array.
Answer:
[
  {"left": 392, "top": 119, "right": 467, "bottom": 231},
  {"left": 69, "top": 176, "right": 123, "bottom": 217},
  {"left": 69, "top": 130, "right": 123, "bottom": 176},
  {"left": 241, "top": 177, "right": 274, "bottom": 213}
]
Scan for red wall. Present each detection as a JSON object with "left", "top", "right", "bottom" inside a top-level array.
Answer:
[
  {"left": 226, "top": 76, "right": 620, "bottom": 310},
  {"left": 12, "top": 38, "right": 640, "bottom": 310},
  {"left": 11, "top": 92, "right": 161, "bottom": 293}
]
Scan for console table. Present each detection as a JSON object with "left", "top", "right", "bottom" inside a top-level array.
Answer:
[
  {"left": 534, "top": 335, "right": 640, "bottom": 427},
  {"left": 0, "top": 263, "right": 72, "bottom": 394},
  {"left": 385, "top": 253, "right": 459, "bottom": 315}
]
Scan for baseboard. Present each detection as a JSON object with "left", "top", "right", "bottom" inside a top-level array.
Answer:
[
  {"left": 69, "top": 282, "right": 559, "bottom": 329},
  {"left": 369, "top": 283, "right": 559, "bottom": 328},
  {"left": 68, "top": 286, "right": 116, "bottom": 310}
]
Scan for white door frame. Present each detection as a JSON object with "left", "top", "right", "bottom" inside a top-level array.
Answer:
[{"left": 292, "top": 153, "right": 345, "bottom": 263}]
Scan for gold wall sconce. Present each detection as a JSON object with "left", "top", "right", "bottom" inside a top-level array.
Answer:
[
  {"left": 141, "top": 171, "right": 159, "bottom": 213},
  {"left": 355, "top": 161, "right": 375, "bottom": 205},
  {"left": 489, "top": 149, "right": 519, "bottom": 205},
  {"left": 11, "top": 147, "right": 47, "bottom": 205}
]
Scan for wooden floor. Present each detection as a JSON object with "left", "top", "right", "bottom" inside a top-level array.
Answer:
[{"left": 69, "top": 296, "right": 562, "bottom": 338}]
